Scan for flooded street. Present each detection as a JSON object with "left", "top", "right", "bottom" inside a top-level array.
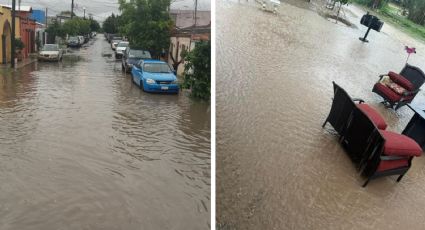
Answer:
[
  {"left": 0, "top": 38, "right": 210, "bottom": 229},
  {"left": 217, "top": 0, "right": 425, "bottom": 229}
]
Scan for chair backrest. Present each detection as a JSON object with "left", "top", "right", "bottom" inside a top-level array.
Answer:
[
  {"left": 326, "top": 82, "right": 357, "bottom": 135},
  {"left": 400, "top": 64, "right": 425, "bottom": 89},
  {"left": 342, "top": 107, "right": 383, "bottom": 164}
]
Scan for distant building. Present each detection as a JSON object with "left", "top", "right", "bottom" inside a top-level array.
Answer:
[
  {"left": 168, "top": 9, "right": 210, "bottom": 75},
  {"left": 170, "top": 10, "right": 211, "bottom": 28},
  {"left": 168, "top": 24, "right": 210, "bottom": 76},
  {"left": 0, "top": 5, "right": 36, "bottom": 61},
  {"left": 0, "top": 6, "right": 20, "bottom": 64},
  {"left": 30, "top": 9, "right": 46, "bottom": 24}
]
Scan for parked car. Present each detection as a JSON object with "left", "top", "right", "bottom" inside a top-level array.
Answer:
[
  {"left": 122, "top": 49, "right": 152, "bottom": 72},
  {"left": 38, "top": 44, "right": 63, "bottom": 62},
  {"left": 84, "top": 35, "right": 90, "bottom": 43},
  {"left": 115, "top": 41, "right": 129, "bottom": 59},
  {"left": 107, "top": 34, "right": 116, "bottom": 43},
  {"left": 131, "top": 60, "right": 179, "bottom": 93},
  {"left": 111, "top": 38, "right": 123, "bottom": 50},
  {"left": 77, "top": 36, "right": 85, "bottom": 46},
  {"left": 67, "top": 36, "right": 80, "bottom": 48}
]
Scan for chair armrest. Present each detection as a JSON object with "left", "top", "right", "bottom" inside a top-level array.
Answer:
[
  {"left": 402, "top": 89, "right": 420, "bottom": 97},
  {"left": 380, "top": 155, "right": 408, "bottom": 161},
  {"left": 378, "top": 74, "right": 386, "bottom": 80},
  {"left": 352, "top": 98, "right": 365, "bottom": 104}
]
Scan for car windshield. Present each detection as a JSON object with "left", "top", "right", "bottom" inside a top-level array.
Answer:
[
  {"left": 129, "top": 50, "right": 151, "bottom": 59},
  {"left": 143, "top": 63, "right": 172, "bottom": 73},
  {"left": 69, "top": 37, "right": 78, "bottom": 41},
  {"left": 113, "top": 40, "right": 122, "bottom": 44},
  {"left": 117, "top": 42, "right": 129, "bottom": 48},
  {"left": 42, "top": 45, "right": 59, "bottom": 51}
]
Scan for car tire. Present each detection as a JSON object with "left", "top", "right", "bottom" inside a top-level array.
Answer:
[{"left": 141, "top": 81, "right": 145, "bottom": 91}]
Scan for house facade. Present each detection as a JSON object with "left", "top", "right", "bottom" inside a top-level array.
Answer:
[
  {"left": 168, "top": 10, "right": 211, "bottom": 76},
  {"left": 168, "top": 25, "right": 210, "bottom": 76},
  {"left": 0, "top": 6, "right": 20, "bottom": 64}
]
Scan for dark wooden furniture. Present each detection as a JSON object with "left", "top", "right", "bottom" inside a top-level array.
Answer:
[
  {"left": 402, "top": 104, "right": 425, "bottom": 151},
  {"left": 324, "top": 82, "right": 422, "bottom": 187},
  {"left": 372, "top": 64, "right": 425, "bottom": 110}
]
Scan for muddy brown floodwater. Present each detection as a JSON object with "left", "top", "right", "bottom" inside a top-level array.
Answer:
[
  {"left": 0, "top": 38, "right": 210, "bottom": 230},
  {"left": 217, "top": 0, "right": 425, "bottom": 229}
]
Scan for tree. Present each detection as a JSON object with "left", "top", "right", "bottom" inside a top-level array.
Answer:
[
  {"left": 405, "top": 0, "right": 425, "bottom": 25},
  {"left": 335, "top": 0, "right": 350, "bottom": 22},
  {"left": 46, "top": 20, "right": 65, "bottom": 42},
  {"left": 102, "top": 13, "right": 120, "bottom": 34},
  {"left": 89, "top": 18, "right": 101, "bottom": 32},
  {"left": 62, "top": 18, "right": 91, "bottom": 36},
  {"left": 118, "top": 0, "right": 173, "bottom": 57},
  {"left": 181, "top": 41, "right": 210, "bottom": 101}
]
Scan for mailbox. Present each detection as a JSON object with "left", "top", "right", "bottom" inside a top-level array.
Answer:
[
  {"left": 359, "top": 12, "right": 384, "bottom": 42},
  {"left": 360, "top": 13, "right": 383, "bottom": 32}
]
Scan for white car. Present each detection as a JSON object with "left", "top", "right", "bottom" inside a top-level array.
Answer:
[
  {"left": 38, "top": 44, "right": 63, "bottom": 62},
  {"left": 77, "top": 36, "right": 85, "bottom": 46},
  {"left": 111, "top": 38, "right": 122, "bottom": 50},
  {"left": 262, "top": 0, "right": 280, "bottom": 13},
  {"left": 115, "top": 41, "right": 129, "bottom": 59}
]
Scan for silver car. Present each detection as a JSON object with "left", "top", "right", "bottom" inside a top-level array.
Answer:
[{"left": 38, "top": 44, "right": 63, "bottom": 62}]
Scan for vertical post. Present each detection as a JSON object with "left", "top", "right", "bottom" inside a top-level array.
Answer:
[
  {"left": 71, "top": 0, "right": 74, "bottom": 19},
  {"left": 84, "top": 8, "right": 86, "bottom": 20},
  {"left": 11, "top": 0, "right": 16, "bottom": 68},
  {"left": 194, "top": 0, "right": 198, "bottom": 27}
]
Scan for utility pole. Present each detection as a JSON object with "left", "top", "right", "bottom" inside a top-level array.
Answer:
[
  {"left": 71, "top": 0, "right": 74, "bottom": 19},
  {"left": 45, "top": 8, "right": 48, "bottom": 26},
  {"left": 45, "top": 7, "right": 48, "bottom": 46},
  {"left": 11, "top": 0, "right": 16, "bottom": 68},
  {"left": 83, "top": 7, "right": 86, "bottom": 20},
  {"left": 194, "top": 0, "right": 198, "bottom": 27}
]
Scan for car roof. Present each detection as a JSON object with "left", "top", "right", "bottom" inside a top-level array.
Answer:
[{"left": 142, "top": 60, "right": 165, "bottom": 64}]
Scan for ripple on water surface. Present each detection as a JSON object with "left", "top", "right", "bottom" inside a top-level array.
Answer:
[
  {"left": 0, "top": 38, "right": 210, "bottom": 229},
  {"left": 217, "top": 1, "right": 425, "bottom": 230}
]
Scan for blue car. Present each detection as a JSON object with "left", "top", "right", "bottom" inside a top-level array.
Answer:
[{"left": 131, "top": 60, "right": 179, "bottom": 93}]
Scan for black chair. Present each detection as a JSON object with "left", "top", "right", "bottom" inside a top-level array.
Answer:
[
  {"left": 323, "top": 82, "right": 387, "bottom": 137},
  {"left": 323, "top": 82, "right": 364, "bottom": 137},
  {"left": 344, "top": 107, "right": 422, "bottom": 187},
  {"left": 372, "top": 64, "right": 425, "bottom": 110}
]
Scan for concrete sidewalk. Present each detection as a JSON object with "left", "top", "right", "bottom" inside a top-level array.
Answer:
[{"left": 0, "top": 57, "right": 37, "bottom": 71}]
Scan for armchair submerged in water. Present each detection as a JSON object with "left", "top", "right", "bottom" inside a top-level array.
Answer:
[
  {"left": 323, "top": 82, "right": 423, "bottom": 187},
  {"left": 372, "top": 64, "right": 425, "bottom": 110}
]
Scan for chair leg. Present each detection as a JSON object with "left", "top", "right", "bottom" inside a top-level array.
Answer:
[
  {"left": 396, "top": 174, "right": 405, "bottom": 182},
  {"left": 362, "top": 179, "right": 370, "bottom": 187},
  {"left": 322, "top": 118, "right": 328, "bottom": 128}
]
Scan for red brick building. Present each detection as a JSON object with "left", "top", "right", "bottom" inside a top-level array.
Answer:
[{"left": 16, "top": 6, "right": 36, "bottom": 59}]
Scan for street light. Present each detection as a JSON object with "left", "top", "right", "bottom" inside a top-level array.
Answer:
[{"left": 83, "top": 7, "right": 86, "bottom": 19}]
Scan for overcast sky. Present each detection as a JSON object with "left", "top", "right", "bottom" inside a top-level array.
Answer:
[{"left": 0, "top": 0, "right": 210, "bottom": 22}]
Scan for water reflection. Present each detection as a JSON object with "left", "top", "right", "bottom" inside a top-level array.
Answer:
[{"left": 0, "top": 37, "right": 210, "bottom": 229}]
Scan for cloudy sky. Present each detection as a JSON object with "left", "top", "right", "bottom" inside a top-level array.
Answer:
[{"left": 0, "top": 0, "right": 210, "bottom": 22}]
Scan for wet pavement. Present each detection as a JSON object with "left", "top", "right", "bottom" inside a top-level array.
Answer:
[
  {"left": 217, "top": 0, "right": 425, "bottom": 229},
  {"left": 0, "top": 38, "right": 210, "bottom": 229}
]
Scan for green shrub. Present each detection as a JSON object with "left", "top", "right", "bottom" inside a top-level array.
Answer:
[{"left": 181, "top": 41, "right": 211, "bottom": 101}]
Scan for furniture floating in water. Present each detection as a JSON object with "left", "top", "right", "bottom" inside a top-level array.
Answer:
[
  {"left": 323, "top": 82, "right": 422, "bottom": 187},
  {"left": 260, "top": 0, "right": 280, "bottom": 13},
  {"left": 372, "top": 64, "right": 425, "bottom": 110}
]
